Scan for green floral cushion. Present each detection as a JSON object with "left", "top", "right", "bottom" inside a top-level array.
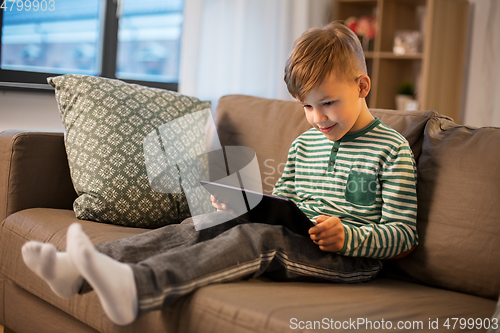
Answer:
[{"left": 48, "top": 74, "right": 211, "bottom": 228}]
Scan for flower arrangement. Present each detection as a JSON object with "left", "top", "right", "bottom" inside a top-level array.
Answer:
[{"left": 345, "top": 16, "right": 377, "bottom": 51}]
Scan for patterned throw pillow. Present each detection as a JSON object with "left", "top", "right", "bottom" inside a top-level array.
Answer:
[{"left": 48, "top": 74, "right": 211, "bottom": 228}]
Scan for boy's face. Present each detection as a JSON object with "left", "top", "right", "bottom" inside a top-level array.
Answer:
[{"left": 301, "top": 73, "right": 373, "bottom": 142}]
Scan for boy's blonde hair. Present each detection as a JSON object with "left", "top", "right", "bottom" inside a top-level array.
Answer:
[{"left": 284, "top": 21, "right": 367, "bottom": 102}]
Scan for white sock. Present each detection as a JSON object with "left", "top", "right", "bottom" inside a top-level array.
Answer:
[
  {"left": 21, "top": 241, "right": 83, "bottom": 299},
  {"left": 66, "top": 223, "right": 138, "bottom": 326}
]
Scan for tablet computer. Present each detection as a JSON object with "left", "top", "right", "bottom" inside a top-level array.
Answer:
[{"left": 200, "top": 180, "right": 315, "bottom": 237}]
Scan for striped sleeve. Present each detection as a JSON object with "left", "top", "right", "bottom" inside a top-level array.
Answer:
[
  {"left": 272, "top": 140, "right": 298, "bottom": 200},
  {"left": 338, "top": 141, "right": 418, "bottom": 259}
]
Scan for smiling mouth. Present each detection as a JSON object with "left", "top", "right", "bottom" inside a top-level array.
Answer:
[{"left": 319, "top": 124, "right": 336, "bottom": 133}]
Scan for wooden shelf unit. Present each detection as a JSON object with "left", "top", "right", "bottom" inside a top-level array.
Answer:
[{"left": 333, "top": 0, "right": 469, "bottom": 123}]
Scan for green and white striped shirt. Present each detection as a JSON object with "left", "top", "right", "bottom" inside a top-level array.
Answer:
[{"left": 272, "top": 118, "right": 418, "bottom": 259}]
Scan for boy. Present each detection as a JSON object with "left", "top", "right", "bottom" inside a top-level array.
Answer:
[{"left": 22, "top": 22, "right": 417, "bottom": 326}]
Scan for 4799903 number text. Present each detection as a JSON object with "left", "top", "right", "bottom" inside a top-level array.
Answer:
[{"left": 1, "top": 0, "right": 55, "bottom": 11}]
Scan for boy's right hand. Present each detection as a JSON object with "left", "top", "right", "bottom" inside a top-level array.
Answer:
[{"left": 309, "top": 215, "right": 345, "bottom": 252}]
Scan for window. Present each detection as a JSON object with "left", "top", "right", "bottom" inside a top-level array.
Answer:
[
  {"left": 116, "top": 0, "right": 183, "bottom": 83},
  {"left": 0, "top": 0, "right": 184, "bottom": 91}
]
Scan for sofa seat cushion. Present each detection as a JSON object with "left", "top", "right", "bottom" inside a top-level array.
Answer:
[
  {"left": 0, "top": 208, "right": 167, "bottom": 332},
  {"left": 2, "top": 208, "right": 497, "bottom": 333},
  {"left": 177, "top": 278, "right": 496, "bottom": 333}
]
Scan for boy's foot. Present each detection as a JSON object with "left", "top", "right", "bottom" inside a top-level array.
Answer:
[
  {"left": 21, "top": 241, "right": 83, "bottom": 299},
  {"left": 66, "top": 223, "right": 138, "bottom": 326}
]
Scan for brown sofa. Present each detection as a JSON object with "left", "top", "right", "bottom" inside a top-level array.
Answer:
[{"left": 1, "top": 94, "right": 499, "bottom": 333}]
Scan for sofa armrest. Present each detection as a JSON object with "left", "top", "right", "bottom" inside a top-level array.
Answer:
[{"left": 0, "top": 130, "right": 77, "bottom": 222}]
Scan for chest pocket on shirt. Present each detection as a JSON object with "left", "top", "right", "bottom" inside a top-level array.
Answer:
[{"left": 345, "top": 170, "right": 378, "bottom": 206}]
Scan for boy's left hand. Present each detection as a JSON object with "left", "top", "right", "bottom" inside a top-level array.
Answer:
[{"left": 309, "top": 215, "right": 345, "bottom": 252}]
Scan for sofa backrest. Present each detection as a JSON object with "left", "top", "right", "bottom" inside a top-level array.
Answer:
[{"left": 385, "top": 116, "right": 500, "bottom": 300}]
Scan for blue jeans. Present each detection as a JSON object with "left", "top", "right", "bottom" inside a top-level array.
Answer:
[{"left": 87, "top": 212, "right": 382, "bottom": 313}]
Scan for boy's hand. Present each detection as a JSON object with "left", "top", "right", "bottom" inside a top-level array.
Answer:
[
  {"left": 210, "top": 195, "right": 236, "bottom": 215},
  {"left": 309, "top": 215, "right": 345, "bottom": 252}
]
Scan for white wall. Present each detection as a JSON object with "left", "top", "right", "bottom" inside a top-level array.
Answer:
[{"left": 0, "top": 90, "right": 63, "bottom": 133}]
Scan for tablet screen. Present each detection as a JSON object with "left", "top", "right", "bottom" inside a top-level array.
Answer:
[{"left": 200, "top": 180, "right": 315, "bottom": 237}]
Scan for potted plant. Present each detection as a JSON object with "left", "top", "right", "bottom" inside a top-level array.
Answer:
[{"left": 395, "top": 81, "right": 419, "bottom": 111}]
